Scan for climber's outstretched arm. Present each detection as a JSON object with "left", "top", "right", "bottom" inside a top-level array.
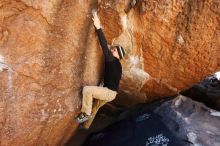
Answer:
[{"left": 92, "top": 11, "right": 114, "bottom": 62}]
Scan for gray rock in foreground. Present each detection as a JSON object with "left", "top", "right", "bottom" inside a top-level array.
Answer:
[{"left": 155, "top": 95, "right": 220, "bottom": 146}]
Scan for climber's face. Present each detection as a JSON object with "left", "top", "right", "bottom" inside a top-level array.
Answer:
[{"left": 110, "top": 47, "right": 120, "bottom": 59}]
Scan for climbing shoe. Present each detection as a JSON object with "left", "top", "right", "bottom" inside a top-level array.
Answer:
[{"left": 75, "top": 112, "right": 91, "bottom": 124}]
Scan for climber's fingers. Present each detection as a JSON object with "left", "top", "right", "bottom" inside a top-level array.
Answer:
[
  {"left": 92, "top": 12, "right": 99, "bottom": 20},
  {"left": 92, "top": 11, "right": 97, "bottom": 17},
  {"left": 92, "top": 12, "right": 95, "bottom": 18},
  {"left": 91, "top": 10, "right": 101, "bottom": 29},
  {"left": 92, "top": 15, "right": 99, "bottom": 23},
  {"left": 92, "top": 9, "right": 97, "bottom": 15}
]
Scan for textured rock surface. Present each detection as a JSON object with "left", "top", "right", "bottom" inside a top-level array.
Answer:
[
  {"left": 0, "top": 0, "right": 103, "bottom": 145},
  {"left": 155, "top": 95, "right": 220, "bottom": 146},
  {"left": 182, "top": 75, "right": 220, "bottom": 110},
  {"left": 0, "top": 0, "right": 220, "bottom": 145},
  {"left": 69, "top": 95, "right": 220, "bottom": 146},
  {"left": 103, "top": 0, "right": 220, "bottom": 105}
]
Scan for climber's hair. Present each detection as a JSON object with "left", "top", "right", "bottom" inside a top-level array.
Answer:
[{"left": 110, "top": 45, "right": 126, "bottom": 60}]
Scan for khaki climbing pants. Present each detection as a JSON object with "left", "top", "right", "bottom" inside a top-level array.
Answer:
[{"left": 81, "top": 86, "right": 117, "bottom": 115}]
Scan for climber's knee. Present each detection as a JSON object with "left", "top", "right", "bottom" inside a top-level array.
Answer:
[{"left": 83, "top": 86, "right": 92, "bottom": 96}]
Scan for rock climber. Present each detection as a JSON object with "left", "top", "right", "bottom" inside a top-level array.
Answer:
[{"left": 76, "top": 11, "right": 126, "bottom": 123}]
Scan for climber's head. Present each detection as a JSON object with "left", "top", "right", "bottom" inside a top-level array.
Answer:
[{"left": 110, "top": 45, "right": 126, "bottom": 60}]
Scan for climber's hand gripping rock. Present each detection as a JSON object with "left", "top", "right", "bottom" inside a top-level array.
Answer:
[{"left": 92, "top": 11, "right": 101, "bottom": 29}]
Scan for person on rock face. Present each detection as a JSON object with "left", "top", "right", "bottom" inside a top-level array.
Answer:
[{"left": 76, "top": 11, "right": 126, "bottom": 124}]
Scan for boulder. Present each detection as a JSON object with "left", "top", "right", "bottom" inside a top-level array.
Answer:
[
  {"left": 155, "top": 95, "right": 220, "bottom": 146},
  {"left": 78, "top": 95, "right": 220, "bottom": 146},
  {"left": 0, "top": 0, "right": 219, "bottom": 145},
  {"left": 103, "top": 0, "right": 220, "bottom": 104},
  {"left": 0, "top": 0, "right": 103, "bottom": 145},
  {"left": 182, "top": 75, "right": 220, "bottom": 110}
]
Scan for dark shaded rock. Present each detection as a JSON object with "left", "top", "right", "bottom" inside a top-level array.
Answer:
[
  {"left": 182, "top": 76, "right": 220, "bottom": 110},
  {"left": 80, "top": 95, "right": 220, "bottom": 146},
  {"left": 83, "top": 109, "right": 185, "bottom": 146},
  {"left": 155, "top": 95, "right": 220, "bottom": 146}
]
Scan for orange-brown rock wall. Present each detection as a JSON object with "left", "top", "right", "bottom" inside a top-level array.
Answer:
[
  {"left": 0, "top": 0, "right": 219, "bottom": 145},
  {"left": 0, "top": 0, "right": 103, "bottom": 145},
  {"left": 97, "top": 0, "right": 220, "bottom": 105}
]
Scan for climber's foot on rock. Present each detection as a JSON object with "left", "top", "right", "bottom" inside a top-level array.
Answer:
[{"left": 75, "top": 112, "right": 91, "bottom": 124}]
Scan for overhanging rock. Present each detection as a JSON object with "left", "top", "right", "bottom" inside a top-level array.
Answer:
[{"left": 0, "top": 0, "right": 219, "bottom": 145}]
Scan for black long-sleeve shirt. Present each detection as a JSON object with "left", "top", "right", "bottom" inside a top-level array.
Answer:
[{"left": 96, "top": 28, "right": 122, "bottom": 92}]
